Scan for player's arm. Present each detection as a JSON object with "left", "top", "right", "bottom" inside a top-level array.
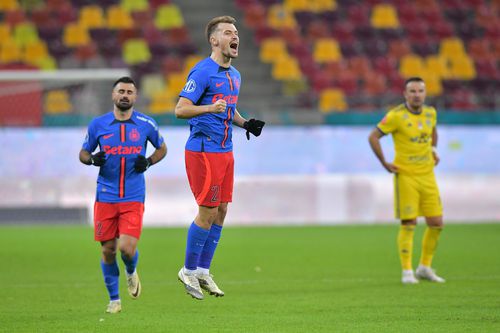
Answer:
[
  {"left": 174, "top": 97, "right": 226, "bottom": 119},
  {"left": 234, "top": 108, "right": 265, "bottom": 140},
  {"left": 232, "top": 108, "right": 246, "bottom": 127},
  {"left": 79, "top": 148, "right": 106, "bottom": 166},
  {"left": 368, "top": 128, "right": 398, "bottom": 173},
  {"left": 148, "top": 142, "right": 167, "bottom": 165},
  {"left": 432, "top": 126, "right": 440, "bottom": 166}
]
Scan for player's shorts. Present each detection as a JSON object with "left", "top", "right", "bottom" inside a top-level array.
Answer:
[
  {"left": 393, "top": 171, "right": 442, "bottom": 220},
  {"left": 185, "top": 150, "right": 234, "bottom": 207},
  {"left": 93, "top": 201, "right": 144, "bottom": 241}
]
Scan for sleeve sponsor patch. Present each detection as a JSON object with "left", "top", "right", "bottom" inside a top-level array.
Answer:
[{"left": 183, "top": 79, "right": 197, "bottom": 93}]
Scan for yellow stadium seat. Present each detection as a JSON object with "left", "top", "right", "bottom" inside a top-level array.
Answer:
[
  {"left": 45, "top": 90, "right": 73, "bottom": 114},
  {"left": 419, "top": 70, "right": 443, "bottom": 96},
  {"left": 122, "top": 38, "right": 151, "bottom": 65},
  {"left": 23, "top": 40, "right": 49, "bottom": 65},
  {"left": 284, "top": 0, "right": 309, "bottom": 12},
  {"left": 155, "top": 4, "right": 184, "bottom": 30},
  {"left": 311, "top": 0, "right": 337, "bottom": 12},
  {"left": 425, "top": 55, "right": 451, "bottom": 80},
  {"left": 319, "top": 88, "right": 347, "bottom": 112},
  {"left": 107, "top": 5, "right": 134, "bottom": 29},
  {"left": 35, "top": 56, "right": 57, "bottom": 70},
  {"left": 121, "top": 0, "right": 149, "bottom": 12},
  {"left": 0, "top": 38, "right": 22, "bottom": 63},
  {"left": 79, "top": 5, "right": 105, "bottom": 29},
  {"left": 282, "top": 79, "right": 308, "bottom": 96},
  {"left": 267, "top": 4, "right": 297, "bottom": 29},
  {"left": 439, "top": 37, "right": 466, "bottom": 59},
  {"left": 449, "top": 55, "right": 476, "bottom": 80},
  {"left": 260, "top": 37, "right": 288, "bottom": 63},
  {"left": 399, "top": 54, "right": 425, "bottom": 78},
  {"left": 166, "top": 72, "right": 188, "bottom": 95},
  {"left": 0, "top": 0, "right": 19, "bottom": 10},
  {"left": 272, "top": 56, "right": 302, "bottom": 80},
  {"left": 63, "top": 23, "right": 90, "bottom": 47},
  {"left": 0, "top": 24, "right": 11, "bottom": 41},
  {"left": 183, "top": 55, "right": 204, "bottom": 75},
  {"left": 13, "top": 22, "right": 39, "bottom": 48},
  {"left": 149, "top": 89, "right": 177, "bottom": 114},
  {"left": 313, "top": 38, "right": 342, "bottom": 63},
  {"left": 371, "top": 4, "right": 400, "bottom": 29},
  {"left": 140, "top": 74, "right": 165, "bottom": 99}
]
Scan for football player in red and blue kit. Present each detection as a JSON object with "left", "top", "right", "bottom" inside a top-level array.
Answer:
[
  {"left": 175, "top": 16, "right": 265, "bottom": 300},
  {"left": 79, "top": 76, "right": 167, "bottom": 313}
]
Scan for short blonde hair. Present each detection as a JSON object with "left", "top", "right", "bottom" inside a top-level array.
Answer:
[{"left": 205, "top": 16, "right": 236, "bottom": 43}]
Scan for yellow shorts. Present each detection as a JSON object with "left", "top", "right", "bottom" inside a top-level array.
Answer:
[{"left": 393, "top": 172, "right": 442, "bottom": 220}]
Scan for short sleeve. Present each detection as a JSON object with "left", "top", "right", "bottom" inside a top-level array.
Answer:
[
  {"left": 147, "top": 119, "right": 165, "bottom": 149},
  {"left": 377, "top": 110, "right": 398, "bottom": 134},
  {"left": 179, "top": 68, "right": 210, "bottom": 105},
  {"left": 82, "top": 120, "right": 98, "bottom": 152}
]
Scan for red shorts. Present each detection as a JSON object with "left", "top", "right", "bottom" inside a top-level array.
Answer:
[
  {"left": 185, "top": 150, "right": 234, "bottom": 207},
  {"left": 93, "top": 202, "right": 144, "bottom": 241}
]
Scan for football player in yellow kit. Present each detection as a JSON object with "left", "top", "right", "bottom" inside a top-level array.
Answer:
[{"left": 368, "top": 77, "right": 445, "bottom": 284}]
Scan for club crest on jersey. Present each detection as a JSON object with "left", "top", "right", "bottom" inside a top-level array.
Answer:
[
  {"left": 234, "top": 78, "right": 240, "bottom": 89},
  {"left": 183, "top": 79, "right": 196, "bottom": 93},
  {"left": 129, "top": 128, "right": 140, "bottom": 141}
]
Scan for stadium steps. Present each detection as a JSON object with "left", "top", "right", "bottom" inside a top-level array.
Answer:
[{"left": 171, "top": 0, "right": 297, "bottom": 118}]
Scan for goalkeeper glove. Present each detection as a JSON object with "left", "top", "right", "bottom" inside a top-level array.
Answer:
[
  {"left": 90, "top": 151, "right": 106, "bottom": 166},
  {"left": 134, "top": 155, "right": 152, "bottom": 173},
  {"left": 243, "top": 118, "right": 265, "bottom": 140}
]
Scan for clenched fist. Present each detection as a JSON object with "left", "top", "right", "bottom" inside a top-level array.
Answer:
[{"left": 212, "top": 99, "right": 227, "bottom": 113}]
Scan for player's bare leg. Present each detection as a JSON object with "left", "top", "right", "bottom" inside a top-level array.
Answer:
[{"left": 416, "top": 216, "right": 445, "bottom": 282}]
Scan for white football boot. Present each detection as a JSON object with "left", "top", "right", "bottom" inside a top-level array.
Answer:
[
  {"left": 402, "top": 269, "right": 419, "bottom": 284},
  {"left": 126, "top": 270, "right": 141, "bottom": 299},
  {"left": 196, "top": 273, "right": 225, "bottom": 297},
  {"left": 416, "top": 265, "right": 446, "bottom": 283},
  {"left": 105, "top": 300, "right": 122, "bottom": 314},
  {"left": 178, "top": 268, "right": 204, "bottom": 300}
]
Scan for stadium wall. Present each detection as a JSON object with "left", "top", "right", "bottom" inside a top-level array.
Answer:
[{"left": 1, "top": 126, "right": 499, "bottom": 225}]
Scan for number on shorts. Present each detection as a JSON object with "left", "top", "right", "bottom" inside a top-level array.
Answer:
[{"left": 211, "top": 185, "right": 220, "bottom": 202}]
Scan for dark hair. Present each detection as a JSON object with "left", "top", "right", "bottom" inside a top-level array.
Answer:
[
  {"left": 205, "top": 15, "right": 236, "bottom": 43},
  {"left": 113, "top": 76, "right": 136, "bottom": 88},
  {"left": 404, "top": 77, "right": 424, "bottom": 88}
]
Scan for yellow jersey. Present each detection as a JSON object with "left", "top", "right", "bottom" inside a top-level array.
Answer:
[{"left": 377, "top": 103, "right": 437, "bottom": 175}]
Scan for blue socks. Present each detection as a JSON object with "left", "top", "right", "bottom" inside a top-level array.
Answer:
[
  {"left": 100, "top": 260, "right": 120, "bottom": 301},
  {"left": 121, "top": 250, "right": 139, "bottom": 275},
  {"left": 198, "top": 224, "right": 223, "bottom": 270},
  {"left": 184, "top": 222, "right": 210, "bottom": 271}
]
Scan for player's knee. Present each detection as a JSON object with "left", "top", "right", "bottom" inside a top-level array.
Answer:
[
  {"left": 218, "top": 204, "right": 228, "bottom": 218},
  {"left": 101, "top": 247, "right": 116, "bottom": 261},
  {"left": 118, "top": 245, "right": 135, "bottom": 259}
]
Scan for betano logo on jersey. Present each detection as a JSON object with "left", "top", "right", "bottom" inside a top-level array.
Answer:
[
  {"left": 103, "top": 145, "right": 142, "bottom": 155},
  {"left": 212, "top": 94, "right": 238, "bottom": 104}
]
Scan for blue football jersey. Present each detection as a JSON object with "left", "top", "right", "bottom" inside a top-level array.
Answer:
[
  {"left": 179, "top": 57, "right": 241, "bottom": 153},
  {"left": 82, "top": 110, "right": 164, "bottom": 203}
]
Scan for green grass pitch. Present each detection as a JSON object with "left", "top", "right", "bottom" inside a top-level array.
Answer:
[{"left": 1, "top": 223, "right": 499, "bottom": 332}]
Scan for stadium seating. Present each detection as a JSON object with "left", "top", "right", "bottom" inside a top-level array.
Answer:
[
  {"left": 0, "top": 0, "right": 497, "bottom": 117},
  {"left": 236, "top": 0, "right": 498, "bottom": 112}
]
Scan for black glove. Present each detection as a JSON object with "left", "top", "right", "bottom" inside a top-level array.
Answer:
[
  {"left": 243, "top": 118, "right": 265, "bottom": 140},
  {"left": 90, "top": 151, "right": 106, "bottom": 166},
  {"left": 134, "top": 155, "right": 152, "bottom": 173}
]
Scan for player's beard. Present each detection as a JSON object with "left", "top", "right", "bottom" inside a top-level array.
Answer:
[{"left": 115, "top": 99, "right": 133, "bottom": 111}]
